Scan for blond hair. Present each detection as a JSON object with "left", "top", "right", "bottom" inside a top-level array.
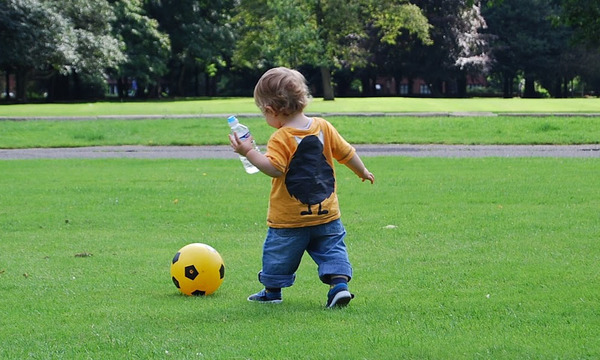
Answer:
[{"left": 254, "top": 67, "right": 311, "bottom": 116}]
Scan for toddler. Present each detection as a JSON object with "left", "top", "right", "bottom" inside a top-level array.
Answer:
[{"left": 229, "top": 67, "right": 374, "bottom": 308}]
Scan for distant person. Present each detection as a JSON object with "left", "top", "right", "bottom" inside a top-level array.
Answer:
[{"left": 229, "top": 67, "right": 374, "bottom": 308}]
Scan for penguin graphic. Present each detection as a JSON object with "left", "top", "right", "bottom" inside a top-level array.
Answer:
[{"left": 285, "top": 132, "right": 335, "bottom": 215}]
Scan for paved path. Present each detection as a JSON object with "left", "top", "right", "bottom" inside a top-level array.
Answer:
[{"left": 1, "top": 144, "right": 598, "bottom": 159}]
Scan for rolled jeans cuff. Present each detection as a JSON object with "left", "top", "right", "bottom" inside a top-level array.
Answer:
[
  {"left": 318, "top": 260, "right": 352, "bottom": 284},
  {"left": 258, "top": 271, "right": 296, "bottom": 288}
]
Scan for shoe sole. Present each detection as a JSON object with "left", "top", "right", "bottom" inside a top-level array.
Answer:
[
  {"left": 326, "top": 290, "right": 353, "bottom": 308},
  {"left": 247, "top": 296, "right": 283, "bottom": 304}
]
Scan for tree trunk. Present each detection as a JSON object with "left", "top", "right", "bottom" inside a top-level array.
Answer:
[
  {"left": 194, "top": 65, "right": 199, "bottom": 97},
  {"left": 431, "top": 78, "right": 443, "bottom": 97},
  {"left": 320, "top": 66, "right": 334, "bottom": 100},
  {"left": 176, "top": 64, "right": 186, "bottom": 96},
  {"left": 562, "top": 78, "right": 569, "bottom": 98},
  {"left": 117, "top": 77, "right": 128, "bottom": 99},
  {"left": 523, "top": 76, "right": 535, "bottom": 98},
  {"left": 15, "top": 67, "right": 29, "bottom": 101},
  {"left": 204, "top": 72, "right": 210, "bottom": 96},
  {"left": 4, "top": 70, "right": 9, "bottom": 99},
  {"left": 457, "top": 73, "right": 467, "bottom": 98},
  {"left": 553, "top": 79, "right": 562, "bottom": 98},
  {"left": 48, "top": 73, "right": 70, "bottom": 101},
  {"left": 502, "top": 72, "right": 512, "bottom": 98},
  {"left": 148, "top": 82, "right": 160, "bottom": 98},
  {"left": 393, "top": 74, "right": 402, "bottom": 96},
  {"left": 73, "top": 73, "right": 81, "bottom": 100},
  {"left": 360, "top": 75, "right": 370, "bottom": 96}
]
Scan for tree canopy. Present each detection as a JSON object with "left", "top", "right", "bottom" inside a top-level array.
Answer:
[
  {"left": 1, "top": 0, "right": 598, "bottom": 101},
  {"left": 561, "top": 0, "right": 600, "bottom": 47}
]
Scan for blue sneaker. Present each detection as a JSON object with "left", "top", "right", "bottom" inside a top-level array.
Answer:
[
  {"left": 326, "top": 283, "right": 354, "bottom": 308},
  {"left": 247, "top": 289, "right": 283, "bottom": 304}
]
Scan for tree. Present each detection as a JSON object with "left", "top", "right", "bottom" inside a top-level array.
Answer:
[
  {"left": 233, "top": 0, "right": 362, "bottom": 100},
  {"left": 561, "top": 0, "right": 600, "bottom": 47},
  {"left": 351, "top": 1, "right": 432, "bottom": 96},
  {"left": 45, "top": 0, "right": 125, "bottom": 100},
  {"left": 369, "top": 1, "right": 432, "bottom": 47},
  {"left": 109, "top": 0, "right": 170, "bottom": 98},
  {"left": 557, "top": 0, "right": 600, "bottom": 95},
  {"left": 483, "top": 0, "right": 576, "bottom": 98},
  {"left": 399, "top": 0, "right": 491, "bottom": 97},
  {"left": 1, "top": 0, "right": 130, "bottom": 101},
  {"left": 233, "top": 0, "right": 431, "bottom": 100},
  {"left": 146, "top": 0, "right": 235, "bottom": 96},
  {"left": 0, "top": 0, "right": 75, "bottom": 100}
]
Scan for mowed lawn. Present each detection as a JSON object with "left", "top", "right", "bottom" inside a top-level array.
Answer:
[
  {"left": 1, "top": 97, "right": 600, "bottom": 117},
  {"left": 1, "top": 98, "right": 598, "bottom": 358},
  {"left": 0, "top": 157, "right": 599, "bottom": 359},
  {"left": 1, "top": 115, "right": 599, "bottom": 148}
]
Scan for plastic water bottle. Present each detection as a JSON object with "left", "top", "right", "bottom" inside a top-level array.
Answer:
[{"left": 228, "top": 115, "right": 260, "bottom": 174}]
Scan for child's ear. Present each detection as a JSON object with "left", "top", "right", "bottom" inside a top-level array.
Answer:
[{"left": 264, "top": 106, "right": 277, "bottom": 116}]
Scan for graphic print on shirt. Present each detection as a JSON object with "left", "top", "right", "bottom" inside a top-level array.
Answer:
[{"left": 285, "top": 132, "right": 335, "bottom": 216}]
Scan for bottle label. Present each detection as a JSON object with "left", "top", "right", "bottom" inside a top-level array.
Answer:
[{"left": 238, "top": 131, "right": 251, "bottom": 141}]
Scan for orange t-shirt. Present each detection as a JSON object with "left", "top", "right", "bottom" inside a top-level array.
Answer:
[{"left": 265, "top": 117, "right": 356, "bottom": 228}]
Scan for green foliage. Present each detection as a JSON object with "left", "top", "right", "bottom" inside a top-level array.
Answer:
[
  {"left": 561, "top": 0, "right": 600, "bottom": 47},
  {"left": 0, "top": 158, "right": 598, "bottom": 358},
  {"left": 233, "top": 0, "right": 432, "bottom": 71},
  {"left": 0, "top": 0, "right": 125, "bottom": 100},
  {"left": 233, "top": 0, "right": 433, "bottom": 98},
  {"left": 145, "top": 0, "right": 235, "bottom": 96},
  {"left": 482, "top": 0, "right": 582, "bottom": 98},
  {"left": 0, "top": 0, "right": 75, "bottom": 71},
  {"left": 233, "top": 0, "right": 321, "bottom": 69},
  {"left": 48, "top": 0, "right": 125, "bottom": 75},
  {"left": 233, "top": 0, "right": 365, "bottom": 69},
  {"left": 370, "top": 1, "right": 432, "bottom": 46},
  {"left": 110, "top": 0, "right": 170, "bottom": 86},
  {"left": 2, "top": 0, "right": 600, "bottom": 101},
  {"left": 398, "top": 0, "right": 491, "bottom": 96}
]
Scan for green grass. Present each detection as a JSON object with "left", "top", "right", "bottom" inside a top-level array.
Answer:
[
  {"left": 1, "top": 158, "right": 599, "bottom": 359},
  {"left": 1, "top": 97, "right": 600, "bottom": 117},
  {"left": 1, "top": 115, "right": 599, "bottom": 149},
  {"left": 1, "top": 97, "right": 599, "bottom": 358}
]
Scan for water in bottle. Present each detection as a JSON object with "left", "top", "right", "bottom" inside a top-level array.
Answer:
[{"left": 228, "top": 115, "right": 260, "bottom": 174}]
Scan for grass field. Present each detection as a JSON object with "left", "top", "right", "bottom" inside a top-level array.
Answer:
[
  {"left": 1, "top": 115, "right": 599, "bottom": 149},
  {"left": 1, "top": 97, "right": 600, "bottom": 117},
  {"left": 1, "top": 158, "right": 599, "bottom": 359},
  {"left": 2, "top": 97, "right": 599, "bottom": 149},
  {"left": 1, "top": 99, "right": 599, "bottom": 358}
]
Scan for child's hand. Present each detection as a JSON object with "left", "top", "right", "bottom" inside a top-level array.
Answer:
[
  {"left": 361, "top": 169, "right": 375, "bottom": 184},
  {"left": 229, "top": 132, "right": 254, "bottom": 156},
  {"left": 345, "top": 154, "right": 374, "bottom": 184}
]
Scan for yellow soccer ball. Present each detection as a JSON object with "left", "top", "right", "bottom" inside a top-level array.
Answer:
[{"left": 170, "top": 243, "right": 225, "bottom": 296}]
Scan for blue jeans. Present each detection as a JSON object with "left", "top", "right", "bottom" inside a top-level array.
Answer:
[{"left": 258, "top": 219, "right": 352, "bottom": 288}]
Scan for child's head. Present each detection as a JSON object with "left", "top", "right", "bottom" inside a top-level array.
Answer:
[{"left": 254, "top": 67, "right": 311, "bottom": 116}]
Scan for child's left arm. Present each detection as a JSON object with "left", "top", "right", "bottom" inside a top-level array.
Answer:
[
  {"left": 229, "top": 133, "right": 283, "bottom": 178},
  {"left": 345, "top": 153, "right": 375, "bottom": 184}
]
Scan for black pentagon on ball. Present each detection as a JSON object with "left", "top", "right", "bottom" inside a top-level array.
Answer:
[
  {"left": 172, "top": 252, "right": 181, "bottom": 264},
  {"left": 219, "top": 264, "right": 225, "bottom": 279},
  {"left": 172, "top": 276, "right": 180, "bottom": 288},
  {"left": 191, "top": 290, "right": 206, "bottom": 296},
  {"left": 185, "top": 265, "right": 199, "bottom": 280}
]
